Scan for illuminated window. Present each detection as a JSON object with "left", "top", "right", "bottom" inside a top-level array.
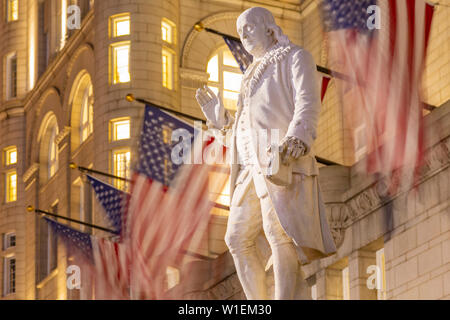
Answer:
[
  {"left": 207, "top": 46, "right": 243, "bottom": 111},
  {"left": 162, "top": 48, "right": 173, "bottom": 90},
  {"left": 6, "top": 0, "right": 18, "bottom": 22},
  {"left": 110, "top": 118, "right": 130, "bottom": 141},
  {"left": 80, "top": 84, "right": 94, "bottom": 143},
  {"left": 111, "top": 42, "right": 130, "bottom": 84},
  {"left": 6, "top": 53, "right": 17, "bottom": 100},
  {"left": 72, "top": 178, "right": 85, "bottom": 232},
  {"left": 161, "top": 19, "right": 175, "bottom": 44},
  {"left": 166, "top": 266, "right": 180, "bottom": 290},
  {"left": 209, "top": 168, "right": 230, "bottom": 216},
  {"left": 110, "top": 13, "right": 130, "bottom": 38},
  {"left": 6, "top": 171, "right": 17, "bottom": 203},
  {"left": 342, "top": 267, "right": 350, "bottom": 300},
  {"left": 5, "top": 147, "right": 17, "bottom": 166},
  {"left": 60, "top": 0, "right": 67, "bottom": 49},
  {"left": 48, "top": 126, "right": 58, "bottom": 178},
  {"left": 376, "top": 248, "right": 387, "bottom": 300},
  {"left": 112, "top": 149, "right": 130, "bottom": 190},
  {"left": 3, "top": 256, "right": 16, "bottom": 296}
]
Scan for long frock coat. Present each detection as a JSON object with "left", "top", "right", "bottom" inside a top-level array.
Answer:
[{"left": 208, "top": 42, "right": 337, "bottom": 265}]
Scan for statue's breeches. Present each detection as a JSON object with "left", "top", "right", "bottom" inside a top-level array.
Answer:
[
  {"left": 225, "top": 181, "right": 292, "bottom": 254},
  {"left": 225, "top": 169, "right": 299, "bottom": 299}
]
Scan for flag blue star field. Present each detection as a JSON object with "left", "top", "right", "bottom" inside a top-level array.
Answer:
[
  {"left": 44, "top": 217, "right": 93, "bottom": 263},
  {"left": 86, "top": 174, "right": 128, "bottom": 236},
  {"left": 222, "top": 35, "right": 253, "bottom": 73},
  {"left": 135, "top": 103, "right": 198, "bottom": 187},
  {"left": 322, "top": 0, "right": 377, "bottom": 32}
]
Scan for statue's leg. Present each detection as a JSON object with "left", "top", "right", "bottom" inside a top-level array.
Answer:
[
  {"left": 260, "top": 196, "right": 299, "bottom": 300},
  {"left": 225, "top": 181, "right": 267, "bottom": 300}
]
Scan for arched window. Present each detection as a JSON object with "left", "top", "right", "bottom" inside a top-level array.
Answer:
[
  {"left": 48, "top": 125, "right": 59, "bottom": 178},
  {"left": 38, "top": 112, "right": 59, "bottom": 183},
  {"left": 80, "top": 84, "right": 93, "bottom": 143},
  {"left": 206, "top": 46, "right": 243, "bottom": 111},
  {"left": 69, "top": 71, "right": 94, "bottom": 149}
]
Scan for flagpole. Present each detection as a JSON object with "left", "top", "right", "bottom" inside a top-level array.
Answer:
[
  {"left": 193, "top": 22, "right": 352, "bottom": 82},
  {"left": 71, "top": 161, "right": 231, "bottom": 211},
  {"left": 126, "top": 94, "right": 339, "bottom": 168},
  {"left": 27, "top": 206, "right": 119, "bottom": 234},
  {"left": 126, "top": 94, "right": 206, "bottom": 124},
  {"left": 70, "top": 163, "right": 132, "bottom": 183},
  {"left": 28, "top": 206, "right": 216, "bottom": 262}
]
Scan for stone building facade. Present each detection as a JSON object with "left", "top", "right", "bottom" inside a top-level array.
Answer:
[{"left": 0, "top": 0, "right": 448, "bottom": 300}]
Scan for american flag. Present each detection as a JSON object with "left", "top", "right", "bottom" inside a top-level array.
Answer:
[
  {"left": 87, "top": 174, "right": 128, "bottom": 236},
  {"left": 323, "top": 0, "right": 434, "bottom": 193},
  {"left": 85, "top": 175, "right": 131, "bottom": 299},
  {"left": 44, "top": 217, "right": 130, "bottom": 299},
  {"left": 44, "top": 217, "right": 94, "bottom": 263},
  {"left": 125, "top": 104, "right": 228, "bottom": 299}
]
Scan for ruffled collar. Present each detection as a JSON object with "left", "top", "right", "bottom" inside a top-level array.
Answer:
[{"left": 242, "top": 42, "right": 293, "bottom": 99}]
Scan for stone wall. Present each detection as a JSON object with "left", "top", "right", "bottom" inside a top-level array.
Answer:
[{"left": 304, "top": 100, "right": 450, "bottom": 300}]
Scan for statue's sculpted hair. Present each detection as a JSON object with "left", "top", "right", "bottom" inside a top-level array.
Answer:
[{"left": 237, "top": 7, "right": 290, "bottom": 46}]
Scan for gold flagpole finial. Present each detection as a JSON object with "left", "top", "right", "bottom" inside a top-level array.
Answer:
[
  {"left": 126, "top": 93, "right": 135, "bottom": 102},
  {"left": 69, "top": 162, "right": 78, "bottom": 170},
  {"left": 194, "top": 22, "right": 204, "bottom": 32},
  {"left": 26, "top": 205, "right": 35, "bottom": 213}
]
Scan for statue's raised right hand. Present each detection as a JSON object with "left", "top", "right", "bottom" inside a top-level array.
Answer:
[{"left": 195, "top": 85, "right": 226, "bottom": 128}]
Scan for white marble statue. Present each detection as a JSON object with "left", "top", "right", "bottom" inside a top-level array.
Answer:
[{"left": 196, "top": 7, "right": 337, "bottom": 300}]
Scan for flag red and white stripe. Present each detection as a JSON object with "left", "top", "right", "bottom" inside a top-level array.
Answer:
[
  {"left": 91, "top": 236, "right": 130, "bottom": 299},
  {"left": 320, "top": 74, "right": 331, "bottom": 102},
  {"left": 327, "top": 0, "right": 434, "bottom": 193},
  {"left": 126, "top": 131, "right": 228, "bottom": 299},
  {"left": 366, "top": 0, "right": 434, "bottom": 192}
]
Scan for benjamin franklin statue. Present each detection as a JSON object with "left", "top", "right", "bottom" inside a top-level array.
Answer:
[{"left": 196, "top": 7, "right": 336, "bottom": 300}]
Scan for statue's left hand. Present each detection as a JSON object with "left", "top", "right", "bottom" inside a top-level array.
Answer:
[{"left": 278, "top": 136, "right": 307, "bottom": 165}]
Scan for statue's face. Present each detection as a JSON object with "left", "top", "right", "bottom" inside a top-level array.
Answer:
[{"left": 237, "top": 13, "right": 274, "bottom": 58}]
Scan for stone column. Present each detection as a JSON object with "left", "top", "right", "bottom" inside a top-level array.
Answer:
[
  {"left": 348, "top": 249, "right": 378, "bottom": 300},
  {"left": 315, "top": 267, "right": 344, "bottom": 300}
]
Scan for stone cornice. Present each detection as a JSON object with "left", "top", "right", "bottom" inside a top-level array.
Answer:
[
  {"left": 23, "top": 163, "right": 39, "bottom": 183},
  {"left": 180, "top": 68, "right": 210, "bottom": 82},
  {"left": 0, "top": 105, "right": 25, "bottom": 120},
  {"left": 55, "top": 126, "right": 71, "bottom": 145},
  {"left": 184, "top": 273, "right": 242, "bottom": 300},
  {"left": 326, "top": 134, "right": 450, "bottom": 249},
  {"left": 324, "top": 101, "right": 450, "bottom": 248}
]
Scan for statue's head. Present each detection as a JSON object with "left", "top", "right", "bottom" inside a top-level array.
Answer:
[{"left": 237, "top": 7, "right": 289, "bottom": 58}]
